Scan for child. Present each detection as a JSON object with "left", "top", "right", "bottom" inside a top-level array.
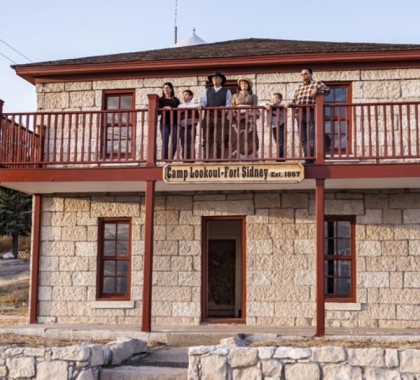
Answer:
[
  {"left": 178, "top": 90, "right": 200, "bottom": 160},
  {"left": 264, "top": 93, "right": 285, "bottom": 160}
]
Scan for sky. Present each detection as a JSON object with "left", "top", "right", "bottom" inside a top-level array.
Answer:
[{"left": 1, "top": 0, "right": 420, "bottom": 113}]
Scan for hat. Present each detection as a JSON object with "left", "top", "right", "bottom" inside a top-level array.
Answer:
[
  {"left": 207, "top": 71, "right": 227, "bottom": 85},
  {"left": 237, "top": 77, "right": 253, "bottom": 91}
]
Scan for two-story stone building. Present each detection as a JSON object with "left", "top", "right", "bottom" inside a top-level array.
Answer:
[{"left": 2, "top": 38, "right": 420, "bottom": 335}]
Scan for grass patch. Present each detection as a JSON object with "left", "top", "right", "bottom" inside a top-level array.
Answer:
[
  {"left": 0, "top": 333, "right": 111, "bottom": 348},
  {"left": 0, "top": 277, "right": 29, "bottom": 317}
]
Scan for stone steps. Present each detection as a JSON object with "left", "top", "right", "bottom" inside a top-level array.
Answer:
[{"left": 99, "top": 365, "right": 187, "bottom": 380}]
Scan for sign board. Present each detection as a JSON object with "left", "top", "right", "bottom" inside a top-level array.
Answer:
[{"left": 163, "top": 163, "right": 304, "bottom": 184}]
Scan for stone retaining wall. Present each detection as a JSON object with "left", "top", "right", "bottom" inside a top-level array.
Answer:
[
  {"left": 188, "top": 345, "right": 420, "bottom": 379},
  {"left": 0, "top": 338, "right": 146, "bottom": 380}
]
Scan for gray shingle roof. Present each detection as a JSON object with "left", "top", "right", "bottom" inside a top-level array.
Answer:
[{"left": 13, "top": 38, "right": 420, "bottom": 68}]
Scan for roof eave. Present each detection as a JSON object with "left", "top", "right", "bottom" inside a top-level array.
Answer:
[{"left": 14, "top": 50, "right": 420, "bottom": 85}]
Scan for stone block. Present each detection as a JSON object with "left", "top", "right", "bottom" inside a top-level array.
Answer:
[
  {"left": 172, "top": 302, "right": 200, "bottom": 317},
  {"left": 41, "top": 226, "right": 62, "bottom": 241},
  {"left": 248, "top": 239, "right": 273, "bottom": 255},
  {"left": 40, "top": 256, "right": 59, "bottom": 272},
  {"left": 75, "top": 242, "right": 96, "bottom": 257},
  {"left": 400, "top": 349, "right": 420, "bottom": 373},
  {"left": 390, "top": 193, "right": 420, "bottom": 209},
  {"left": 52, "top": 286, "right": 87, "bottom": 301},
  {"left": 76, "top": 369, "right": 95, "bottom": 380},
  {"left": 228, "top": 347, "right": 259, "bottom": 368},
  {"left": 59, "top": 256, "right": 89, "bottom": 271},
  {"left": 383, "top": 240, "right": 408, "bottom": 256},
  {"left": 166, "top": 195, "right": 193, "bottom": 210},
  {"left": 154, "top": 256, "right": 171, "bottom": 271},
  {"left": 72, "top": 272, "right": 96, "bottom": 286},
  {"left": 358, "top": 272, "right": 389, "bottom": 288},
  {"left": 200, "top": 354, "right": 227, "bottom": 380},
  {"left": 295, "top": 209, "right": 315, "bottom": 224},
  {"left": 232, "top": 366, "right": 262, "bottom": 380},
  {"left": 248, "top": 209, "right": 269, "bottom": 224},
  {"left": 93, "top": 79, "right": 143, "bottom": 90},
  {"left": 403, "top": 209, "right": 420, "bottom": 224},
  {"left": 385, "top": 349, "right": 399, "bottom": 368},
  {"left": 167, "top": 225, "right": 194, "bottom": 240},
  {"left": 261, "top": 359, "right": 282, "bottom": 377},
  {"left": 69, "top": 91, "right": 95, "bottom": 108},
  {"left": 61, "top": 226, "right": 87, "bottom": 241},
  {"left": 408, "top": 240, "right": 420, "bottom": 256},
  {"left": 44, "top": 92, "right": 69, "bottom": 109},
  {"left": 363, "top": 80, "right": 400, "bottom": 99},
  {"left": 366, "top": 225, "right": 394, "bottom": 240},
  {"left": 38, "top": 286, "right": 52, "bottom": 301},
  {"left": 283, "top": 224, "right": 308, "bottom": 239},
  {"left": 365, "top": 257, "right": 397, "bottom": 271},
  {"left": 295, "top": 270, "right": 315, "bottom": 286},
  {"left": 153, "top": 286, "right": 192, "bottom": 301},
  {"left": 284, "top": 363, "right": 320, "bottom": 380},
  {"left": 383, "top": 209, "right": 402, "bottom": 224},
  {"left": 248, "top": 224, "right": 282, "bottom": 240},
  {"left": 193, "top": 200, "right": 254, "bottom": 216},
  {"left": 274, "top": 347, "right": 311, "bottom": 360},
  {"left": 178, "top": 271, "right": 200, "bottom": 286},
  {"left": 249, "top": 255, "right": 273, "bottom": 271},
  {"left": 179, "top": 240, "right": 201, "bottom": 256},
  {"left": 294, "top": 239, "right": 315, "bottom": 255},
  {"left": 397, "top": 305, "right": 420, "bottom": 320},
  {"left": 6, "top": 357, "right": 35, "bottom": 378},
  {"left": 325, "top": 199, "right": 364, "bottom": 215},
  {"left": 358, "top": 209, "right": 382, "bottom": 224},
  {"left": 36, "top": 360, "right": 68, "bottom": 380},
  {"left": 404, "top": 272, "right": 420, "bottom": 288},
  {"left": 42, "top": 241, "right": 75, "bottom": 257},
  {"left": 247, "top": 271, "right": 271, "bottom": 286},
  {"left": 268, "top": 208, "right": 294, "bottom": 223},
  {"left": 282, "top": 193, "right": 308, "bottom": 208},
  {"left": 155, "top": 210, "right": 180, "bottom": 225},
  {"left": 155, "top": 240, "right": 178, "bottom": 255},
  {"left": 347, "top": 348, "right": 385, "bottom": 367}
]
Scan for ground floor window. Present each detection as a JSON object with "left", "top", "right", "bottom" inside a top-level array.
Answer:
[
  {"left": 97, "top": 218, "right": 131, "bottom": 300},
  {"left": 324, "top": 216, "right": 356, "bottom": 302}
]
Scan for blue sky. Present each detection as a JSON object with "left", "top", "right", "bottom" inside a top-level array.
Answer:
[{"left": 1, "top": 0, "right": 420, "bottom": 112}]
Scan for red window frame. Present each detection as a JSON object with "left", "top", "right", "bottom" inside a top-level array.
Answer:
[
  {"left": 324, "top": 215, "right": 356, "bottom": 302},
  {"left": 97, "top": 217, "right": 132, "bottom": 300}
]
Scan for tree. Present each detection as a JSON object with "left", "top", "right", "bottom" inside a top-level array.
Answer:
[{"left": 0, "top": 187, "right": 32, "bottom": 258}]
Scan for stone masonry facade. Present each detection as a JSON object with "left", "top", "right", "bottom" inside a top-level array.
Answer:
[
  {"left": 37, "top": 189, "right": 420, "bottom": 328},
  {"left": 35, "top": 69, "right": 420, "bottom": 112}
]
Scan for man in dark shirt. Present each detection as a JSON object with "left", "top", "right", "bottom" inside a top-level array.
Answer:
[
  {"left": 199, "top": 71, "right": 232, "bottom": 159},
  {"left": 285, "top": 68, "right": 330, "bottom": 164}
]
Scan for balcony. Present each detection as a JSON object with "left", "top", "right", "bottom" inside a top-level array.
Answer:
[{"left": 1, "top": 96, "right": 420, "bottom": 193}]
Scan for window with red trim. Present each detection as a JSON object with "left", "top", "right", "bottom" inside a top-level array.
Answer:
[
  {"left": 324, "top": 216, "right": 356, "bottom": 302},
  {"left": 103, "top": 91, "right": 135, "bottom": 158},
  {"left": 97, "top": 218, "right": 131, "bottom": 299}
]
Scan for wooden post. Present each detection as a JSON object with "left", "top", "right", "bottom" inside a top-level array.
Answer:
[
  {"left": 314, "top": 95, "right": 325, "bottom": 165},
  {"left": 141, "top": 181, "right": 155, "bottom": 332},
  {"left": 146, "top": 94, "right": 159, "bottom": 167},
  {"left": 29, "top": 195, "right": 42, "bottom": 324},
  {"left": 0, "top": 99, "right": 4, "bottom": 113},
  {"left": 315, "top": 179, "right": 325, "bottom": 336}
]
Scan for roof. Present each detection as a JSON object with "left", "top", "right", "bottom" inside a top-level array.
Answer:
[{"left": 13, "top": 38, "right": 420, "bottom": 68}]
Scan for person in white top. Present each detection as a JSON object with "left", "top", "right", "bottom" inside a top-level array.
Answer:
[
  {"left": 264, "top": 93, "right": 285, "bottom": 160},
  {"left": 178, "top": 90, "right": 200, "bottom": 160}
]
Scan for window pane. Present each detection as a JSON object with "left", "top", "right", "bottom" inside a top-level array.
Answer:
[
  {"left": 107, "top": 97, "right": 119, "bottom": 110},
  {"left": 117, "top": 241, "right": 128, "bottom": 256},
  {"left": 103, "top": 277, "right": 115, "bottom": 293},
  {"left": 104, "top": 240, "right": 115, "bottom": 256},
  {"left": 337, "top": 221, "right": 350, "bottom": 237},
  {"left": 120, "top": 96, "right": 132, "bottom": 109},
  {"left": 335, "top": 88, "right": 347, "bottom": 102},
  {"left": 337, "top": 278, "right": 350, "bottom": 294},
  {"left": 117, "top": 261, "right": 128, "bottom": 275},
  {"left": 104, "top": 224, "right": 117, "bottom": 239},
  {"left": 118, "top": 224, "right": 129, "bottom": 239},
  {"left": 116, "top": 277, "right": 127, "bottom": 293},
  {"left": 104, "top": 260, "right": 115, "bottom": 276},
  {"left": 337, "top": 239, "right": 350, "bottom": 255},
  {"left": 336, "top": 260, "right": 351, "bottom": 276}
]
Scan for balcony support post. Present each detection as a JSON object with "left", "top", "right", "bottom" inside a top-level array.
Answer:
[
  {"left": 0, "top": 99, "right": 4, "bottom": 113},
  {"left": 146, "top": 94, "right": 159, "bottom": 167},
  {"left": 29, "top": 194, "right": 42, "bottom": 324},
  {"left": 315, "top": 95, "right": 325, "bottom": 165},
  {"left": 141, "top": 180, "right": 155, "bottom": 332},
  {"left": 315, "top": 178, "right": 325, "bottom": 336}
]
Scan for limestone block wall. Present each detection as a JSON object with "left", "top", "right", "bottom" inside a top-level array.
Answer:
[
  {"left": 188, "top": 345, "right": 420, "bottom": 380},
  {"left": 34, "top": 69, "right": 420, "bottom": 164},
  {"left": 38, "top": 195, "right": 144, "bottom": 324},
  {"left": 38, "top": 189, "right": 420, "bottom": 328}
]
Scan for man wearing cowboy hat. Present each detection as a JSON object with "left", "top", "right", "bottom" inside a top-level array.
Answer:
[{"left": 199, "top": 71, "right": 232, "bottom": 159}]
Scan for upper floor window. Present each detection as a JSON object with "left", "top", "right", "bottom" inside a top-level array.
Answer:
[
  {"left": 97, "top": 218, "right": 131, "bottom": 300},
  {"left": 324, "top": 84, "right": 351, "bottom": 154},
  {"left": 103, "top": 91, "right": 135, "bottom": 158},
  {"left": 324, "top": 216, "right": 356, "bottom": 302}
]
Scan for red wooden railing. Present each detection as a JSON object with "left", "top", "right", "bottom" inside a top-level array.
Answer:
[{"left": 1, "top": 97, "right": 420, "bottom": 168}]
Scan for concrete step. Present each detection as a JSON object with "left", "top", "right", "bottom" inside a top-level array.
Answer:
[{"left": 99, "top": 365, "right": 187, "bottom": 380}]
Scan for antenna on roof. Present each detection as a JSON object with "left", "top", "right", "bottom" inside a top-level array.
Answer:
[{"left": 174, "top": 0, "right": 178, "bottom": 44}]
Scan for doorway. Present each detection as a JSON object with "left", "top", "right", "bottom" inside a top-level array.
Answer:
[{"left": 201, "top": 217, "right": 246, "bottom": 323}]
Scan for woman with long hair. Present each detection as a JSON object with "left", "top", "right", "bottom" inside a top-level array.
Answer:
[{"left": 158, "top": 82, "right": 180, "bottom": 160}]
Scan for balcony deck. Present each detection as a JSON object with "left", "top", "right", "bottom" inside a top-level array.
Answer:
[{"left": 1, "top": 96, "right": 420, "bottom": 194}]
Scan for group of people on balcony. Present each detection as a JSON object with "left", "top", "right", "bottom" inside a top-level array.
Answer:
[{"left": 157, "top": 68, "right": 330, "bottom": 164}]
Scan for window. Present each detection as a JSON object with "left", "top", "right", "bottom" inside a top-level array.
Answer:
[
  {"left": 324, "top": 84, "right": 351, "bottom": 153},
  {"left": 324, "top": 216, "right": 356, "bottom": 301},
  {"left": 97, "top": 218, "right": 131, "bottom": 299},
  {"left": 103, "top": 91, "right": 135, "bottom": 158}
]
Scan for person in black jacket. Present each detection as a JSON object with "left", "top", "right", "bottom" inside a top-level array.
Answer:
[
  {"left": 199, "top": 71, "right": 232, "bottom": 159},
  {"left": 158, "top": 82, "right": 180, "bottom": 160}
]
